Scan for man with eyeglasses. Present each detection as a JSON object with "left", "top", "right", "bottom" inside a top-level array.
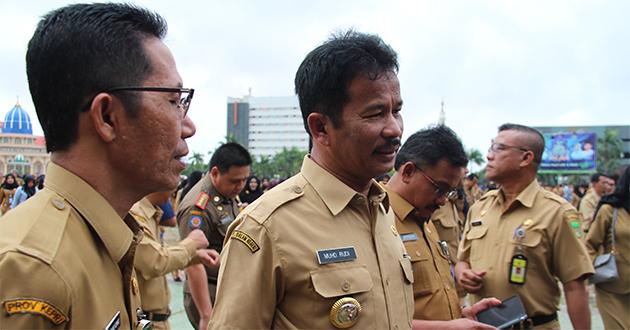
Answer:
[
  {"left": 0, "top": 3, "right": 195, "bottom": 329},
  {"left": 456, "top": 124, "right": 594, "bottom": 330},
  {"left": 384, "top": 125, "right": 500, "bottom": 329}
]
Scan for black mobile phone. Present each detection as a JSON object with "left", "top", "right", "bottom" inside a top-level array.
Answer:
[{"left": 476, "top": 295, "right": 528, "bottom": 329}]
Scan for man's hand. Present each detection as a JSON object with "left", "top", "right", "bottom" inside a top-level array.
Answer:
[
  {"left": 412, "top": 318, "right": 498, "bottom": 330},
  {"left": 462, "top": 297, "right": 502, "bottom": 320},
  {"left": 187, "top": 229, "right": 209, "bottom": 249},
  {"left": 197, "top": 249, "right": 220, "bottom": 269},
  {"left": 458, "top": 268, "right": 486, "bottom": 293}
]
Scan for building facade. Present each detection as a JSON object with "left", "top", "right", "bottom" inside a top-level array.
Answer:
[
  {"left": 227, "top": 95, "right": 308, "bottom": 159},
  {"left": 0, "top": 102, "right": 49, "bottom": 176}
]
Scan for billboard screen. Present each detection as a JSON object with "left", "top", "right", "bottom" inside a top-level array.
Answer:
[{"left": 540, "top": 132, "right": 597, "bottom": 173}]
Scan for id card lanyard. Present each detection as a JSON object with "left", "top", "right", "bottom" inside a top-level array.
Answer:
[{"left": 509, "top": 225, "right": 528, "bottom": 285}]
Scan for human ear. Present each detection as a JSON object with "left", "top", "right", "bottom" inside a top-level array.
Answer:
[{"left": 307, "top": 113, "right": 330, "bottom": 146}]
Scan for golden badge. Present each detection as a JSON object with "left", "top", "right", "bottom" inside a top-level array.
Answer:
[
  {"left": 523, "top": 219, "right": 533, "bottom": 227},
  {"left": 330, "top": 297, "right": 362, "bottom": 329}
]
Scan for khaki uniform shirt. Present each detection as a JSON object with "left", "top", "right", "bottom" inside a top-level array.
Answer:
[
  {"left": 465, "top": 185, "right": 482, "bottom": 206},
  {"left": 430, "top": 199, "right": 463, "bottom": 265},
  {"left": 131, "top": 197, "right": 199, "bottom": 329},
  {"left": 0, "top": 163, "right": 143, "bottom": 329},
  {"left": 209, "top": 156, "right": 414, "bottom": 329},
  {"left": 177, "top": 175, "right": 239, "bottom": 289},
  {"left": 579, "top": 190, "right": 600, "bottom": 232},
  {"left": 458, "top": 180, "right": 594, "bottom": 317},
  {"left": 387, "top": 188, "right": 462, "bottom": 321},
  {"left": 585, "top": 205, "right": 630, "bottom": 294}
]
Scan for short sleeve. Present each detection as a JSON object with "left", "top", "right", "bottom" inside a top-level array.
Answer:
[
  {"left": 208, "top": 216, "right": 282, "bottom": 329},
  {"left": 177, "top": 205, "right": 211, "bottom": 240},
  {"left": 0, "top": 252, "right": 71, "bottom": 329},
  {"left": 552, "top": 207, "right": 595, "bottom": 283}
]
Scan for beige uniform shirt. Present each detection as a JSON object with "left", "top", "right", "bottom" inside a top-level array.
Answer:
[
  {"left": 465, "top": 186, "right": 482, "bottom": 207},
  {"left": 458, "top": 180, "right": 594, "bottom": 317},
  {"left": 579, "top": 190, "right": 600, "bottom": 232},
  {"left": 585, "top": 205, "right": 630, "bottom": 294},
  {"left": 209, "top": 156, "right": 414, "bottom": 329},
  {"left": 177, "top": 175, "right": 238, "bottom": 286},
  {"left": 0, "top": 163, "right": 143, "bottom": 329},
  {"left": 131, "top": 197, "right": 199, "bottom": 329},
  {"left": 387, "top": 188, "right": 461, "bottom": 321},
  {"left": 430, "top": 199, "right": 463, "bottom": 265}
]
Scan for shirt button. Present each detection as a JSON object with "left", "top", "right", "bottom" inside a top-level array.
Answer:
[
  {"left": 52, "top": 199, "right": 65, "bottom": 210},
  {"left": 341, "top": 281, "right": 350, "bottom": 292},
  {"left": 415, "top": 251, "right": 422, "bottom": 257},
  {"left": 394, "top": 325, "right": 399, "bottom": 330},
  {"left": 292, "top": 186, "right": 303, "bottom": 194},
  {"left": 386, "top": 279, "right": 390, "bottom": 286}
]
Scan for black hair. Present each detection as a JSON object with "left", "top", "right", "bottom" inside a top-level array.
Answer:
[
  {"left": 1, "top": 174, "right": 19, "bottom": 190},
  {"left": 591, "top": 172, "right": 606, "bottom": 183},
  {"left": 294, "top": 29, "right": 398, "bottom": 134},
  {"left": 466, "top": 173, "right": 478, "bottom": 180},
  {"left": 209, "top": 142, "right": 252, "bottom": 173},
  {"left": 498, "top": 123, "right": 545, "bottom": 165},
  {"left": 395, "top": 125, "right": 468, "bottom": 170},
  {"left": 26, "top": 3, "right": 167, "bottom": 152},
  {"left": 596, "top": 166, "right": 629, "bottom": 214},
  {"left": 22, "top": 175, "right": 37, "bottom": 198},
  {"left": 36, "top": 174, "right": 45, "bottom": 190},
  {"left": 181, "top": 170, "right": 203, "bottom": 201}
]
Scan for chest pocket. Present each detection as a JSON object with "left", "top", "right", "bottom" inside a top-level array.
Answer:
[
  {"left": 508, "top": 230, "right": 543, "bottom": 262},
  {"left": 310, "top": 265, "right": 373, "bottom": 298},
  {"left": 432, "top": 217, "right": 457, "bottom": 242},
  {"left": 466, "top": 225, "right": 488, "bottom": 262}
]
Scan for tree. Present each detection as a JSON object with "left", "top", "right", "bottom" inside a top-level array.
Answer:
[
  {"left": 251, "top": 147, "right": 307, "bottom": 179},
  {"left": 182, "top": 151, "right": 207, "bottom": 176},
  {"left": 466, "top": 148, "right": 485, "bottom": 173},
  {"left": 597, "top": 128, "right": 623, "bottom": 174}
]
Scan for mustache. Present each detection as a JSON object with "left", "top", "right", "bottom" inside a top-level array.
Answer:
[{"left": 377, "top": 138, "right": 402, "bottom": 150}]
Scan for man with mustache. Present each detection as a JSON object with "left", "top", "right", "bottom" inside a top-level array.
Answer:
[
  {"left": 209, "top": 30, "right": 414, "bottom": 329},
  {"left": 385, "top": 126, "right": 500, "bottom": 329},
  {"left": 0, "top": 3, "right": 195, "bottom": 328}
]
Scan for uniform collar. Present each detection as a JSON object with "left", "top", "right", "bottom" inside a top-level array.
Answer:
[
  {"left": 300, "top": 155, "right": 389, "bottom": 216},
  {"left": 383, "top": 186, "right": 415, "bottom": 223},
  {"left": 44, "top": 162, "right": 137, "bottom": 263},
  {"left": 500, "top": 179, "right": 540, "bottom": 209},
  {"left": 131, "top": 197, "right": 160, "bottom": 223},
  {"left": 201, "top": 175, "right": 232, "bottom": 205}
]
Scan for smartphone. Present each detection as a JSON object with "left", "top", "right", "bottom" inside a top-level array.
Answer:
[{"left": 476, "top": 295, "right": 528, "bottom": 329}]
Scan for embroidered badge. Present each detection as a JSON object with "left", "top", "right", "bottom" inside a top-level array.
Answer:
[
  {"left": 570, "top": 220, "right": 582, "bottom": 238},
  {"left": 400, "top": 233, "right": 418, "bottom": 242},
  {"left": 231, "top": 230, "right": 260, "bottom": 253},
  {"left": 194, "top": 192, "right": 210, "bottom": 209},
  {"left": 188, "top": 216, "right": 202, "bottom": 229},
  {"left": 316, "top": 247, "right": 357, "bottom": 265},
  {"left": 3, "top": 298, "right": 68, "bottom": 325}
]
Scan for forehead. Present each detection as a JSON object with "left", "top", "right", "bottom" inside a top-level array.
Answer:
[
  {"left": 427, "top": 159, "right": 464, "bottom": 186},
  {"left": 142, "top": 37, "right": 182, "bottom": 86},
  {"left": 345, "top": 71, "right": 400, "bottom": 105},
  {"left": 494, "top": 129, "right": 524, "bottom": 144}
]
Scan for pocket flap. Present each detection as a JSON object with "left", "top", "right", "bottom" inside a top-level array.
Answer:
[
  {"left": 433, "top": 216, "right": 456, "bottom": 228},
  {"left": 399, "top": 257, "right": 414, "bottom": 284},
  {"left": 310, "top": 265, "right": 373, "bottom": 298},
  {"left": 510, "top": 230, "right": 542, "bottom": 247},
  {"left": 466, "top": 226, "right": 488, "bottom": 240}
]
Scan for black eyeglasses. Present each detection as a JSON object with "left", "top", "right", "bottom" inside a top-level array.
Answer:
[
  {"left": 87, "top": 86, "right": 194, "bottom": 117},
  {"left": 488, "top": 142, "right": 529, "bottom": 154},
  {"left": 414, "top": 165, "right": 458, "bottom": 199}
]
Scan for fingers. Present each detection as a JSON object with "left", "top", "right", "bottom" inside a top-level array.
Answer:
[{"left": 458, "top": 269, "right": 484, "bottom": 293}]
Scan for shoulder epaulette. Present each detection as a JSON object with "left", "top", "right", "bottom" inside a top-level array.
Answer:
[
  {"left": 479, "top": 189, "right": 499, "bottom": 201},
  {"left": 194, "top": 192, "right": 210, "bottom": 209},
  {"left": 246, "top": 176, "right": 306, "bottom": 224}
]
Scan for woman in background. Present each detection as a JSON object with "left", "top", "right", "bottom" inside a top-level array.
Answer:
[
  {"left": 585, "top": 166, "right": 630, "bottom": 330},
  {"left": 0, "top": 174, "right": 18, "bottom": 215},
  {"left": 239, "top": 175, "right": 263, "bottom": 207},
  {"left": 11, "top": 175, "right": 37, "bottom": 209}
]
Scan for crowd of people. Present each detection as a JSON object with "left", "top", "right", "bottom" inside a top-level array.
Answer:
[
  {"left": 0, "top": 3, "right": 627, "bottom": 330},
  {"left": 0, "top": 173, "right": 44, "bottom": 214}
]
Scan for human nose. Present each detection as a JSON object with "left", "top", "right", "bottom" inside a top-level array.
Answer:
[
  {"left": 382, "top": 112, "right": 403, "bottom": 138},
  {"left": 182, "top": 115, "right": 196, "bottom": 139}
]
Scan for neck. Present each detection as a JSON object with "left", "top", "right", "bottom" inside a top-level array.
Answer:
[
  {"left": 310, "top": 148, "right": 372, "bottom": 195},
  {"left": 51, "top": 151, "right": 142, "bottom": 218},
  {"left": 498, "top": 175, "right": 535, "bottom": 207}
]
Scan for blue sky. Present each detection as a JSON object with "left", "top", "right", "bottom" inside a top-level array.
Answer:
[{"left": 1, "top": 0, "right": 628, "bottom": 172}]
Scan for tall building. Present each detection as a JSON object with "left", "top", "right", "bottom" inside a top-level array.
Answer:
[
  {"left": 0, "top": 101, "right": 49, "bottom": 175},
  {"left": 227, "top": 94, "right": 308, "bottom": 159}
]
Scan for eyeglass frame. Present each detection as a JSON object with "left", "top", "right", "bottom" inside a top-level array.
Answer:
[
  {"left": 83, "top": 86, "right": 195, "bottom": 117},
  {"left": 488, "top": 141, "right": 530, "bottom": 154},
  {"left": 413, "top": 164, "right": 459, "bottom": 200}
]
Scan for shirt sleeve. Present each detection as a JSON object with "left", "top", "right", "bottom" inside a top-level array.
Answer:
[
  {"left": 552, "top": 206, "right": 595, "bottom": 283},
  {"left": 0, "top": 252, "right": 71, "bottom": 329},
  {"left": 134, "top": 235, "right": 198, "bottom": 280},
  {"left": 585, "top": 205, "right": 613, "bottom": 261},
  {"left": 177, "top": 205, "right": 211, "bottom": 240},
  {"left": 208, "top": 215, "right": 282, "bottom": 329}
]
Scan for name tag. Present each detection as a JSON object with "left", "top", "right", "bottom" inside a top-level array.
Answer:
[
  {"left": 105, "top": 311, "right": 121, "bottom": 330},
  {"left": 471, "top": 219, "right": 483, "bottom": 227},
  {"left": 316, "top": 246, "right": 357, "bottom": 265},
  {"left": 400, "top": 233, "right": 418, "bottom": 242}
]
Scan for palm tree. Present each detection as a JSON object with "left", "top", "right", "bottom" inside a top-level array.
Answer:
[
  {"left": 467, "top": 148, "right": 485, "bottom": 173},
  {"left": 597, "top": 128, "right": 623, "bottom": 174}
]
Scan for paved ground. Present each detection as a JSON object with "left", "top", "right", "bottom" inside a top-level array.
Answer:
[{"left": 165, "top": 275, "right": 604, "bottom": 329}]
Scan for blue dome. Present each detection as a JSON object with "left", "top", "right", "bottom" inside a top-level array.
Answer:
[{"left": 3, "top": 103, "right": 33, "bottom": 135}]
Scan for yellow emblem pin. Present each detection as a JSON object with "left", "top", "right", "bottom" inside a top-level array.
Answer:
[
  {"left": 217, "top": 205, "right": 224, "bottom": 212},
  {"left": 330, "top": 297, "right": 362, "bottom": 328},
  {"left": 131, "top": 277, "right": 139, "bottom": 295},
  {"left": 523, "top": 219, "right": 533, "bottom": 227},
  {"left": 480, "top": 210, "right": 487, "bottom": 216}
]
